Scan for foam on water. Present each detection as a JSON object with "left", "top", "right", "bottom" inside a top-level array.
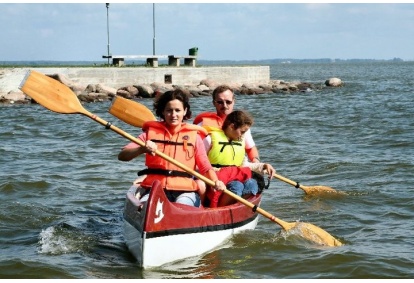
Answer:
[{"left": 38, "top": 226, "right": 71, "bottom": 255}]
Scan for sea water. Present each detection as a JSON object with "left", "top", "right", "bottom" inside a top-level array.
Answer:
[{"left": 0, "top": 61, "right": 413, "bottom": 278}]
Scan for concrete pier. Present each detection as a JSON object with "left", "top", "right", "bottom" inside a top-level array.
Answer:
[{"left": 0, "top": 66, "right": 270, "bottom": 93}]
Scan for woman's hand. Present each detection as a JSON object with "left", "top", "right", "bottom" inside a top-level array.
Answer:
[
  {"left": 145, "top": 140, "right": 157, "bottom": 156},
  {"left": 214, "top": 180, "right": 226, "bottom": 191}
]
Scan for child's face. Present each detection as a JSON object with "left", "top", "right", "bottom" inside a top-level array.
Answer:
[{"left": 228, "top": 124, "right": 250, "bottom": 141}]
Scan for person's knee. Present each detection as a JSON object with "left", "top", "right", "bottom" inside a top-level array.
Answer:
[
  {"left": 227, "top": 181, "right": 244, "bottom": 196},
  {"left": 175, "top": 192, "right": 201, "bottom": 207},
  {"left": 196, "top": 179, "right": 206, "bottom": 194},
  {"left": 243, "top": 178, "right": 259, "bottom": 195}
]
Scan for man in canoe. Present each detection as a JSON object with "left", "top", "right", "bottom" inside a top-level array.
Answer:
[
  {"left": 201, "top": 110, "right": 276, "bottom": 207},
  {"left": 193, "top": 84, "right": 260, "bottom": 163},
  {"left": 118, "top": 89, "right": 226, "bottom": 207}
]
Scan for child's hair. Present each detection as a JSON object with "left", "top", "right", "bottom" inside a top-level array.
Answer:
[{"left": 222, "top": 110, "right": 254, "bottom": 130}]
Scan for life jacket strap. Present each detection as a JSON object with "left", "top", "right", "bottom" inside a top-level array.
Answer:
[
  {"left": 138, "top": 168, "right": 193, "bottom": 178},
  {"left": 211, "top": 164, "right": 228, "bottom": 168},
  {"left": 151, "top": 139, "right": 194, "bottom": 147}
]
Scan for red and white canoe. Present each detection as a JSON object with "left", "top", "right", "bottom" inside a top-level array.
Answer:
[{"left": 123, "top": 180, "right": 262, "bottom": 268}]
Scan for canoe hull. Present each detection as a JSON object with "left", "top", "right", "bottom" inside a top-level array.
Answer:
[{"left": 123, "top": 180, "right": 261, "bottom": 268}]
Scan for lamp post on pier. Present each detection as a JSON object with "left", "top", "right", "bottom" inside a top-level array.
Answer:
[
  {"left": 106, "top": 3, "right": 111, "bottom": 65},
  {"left": 152, "top": 3, "right": 156, "bottom": 55}
]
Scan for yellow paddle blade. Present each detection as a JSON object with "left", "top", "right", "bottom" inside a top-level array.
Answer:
[
  {"left": 19, "top": 70, "right": 84, "bottom": 114},
  {"left": 302, "top": 185, "right": 346, "bottom": 196},
  {"left": 255, "top": 206, "right": 342, "bottom": 247},
  {"left": 272, "top": 173, "right": 343, "bottom": 195},
  {"left": 109, "top": 96, "right": 156, "bottom": 128},
  {"left": 281, "top": 221, "right": 343, "bottom": 247},
  {"left": 296, "top": 222, "right": 342, "bottom": 247}
]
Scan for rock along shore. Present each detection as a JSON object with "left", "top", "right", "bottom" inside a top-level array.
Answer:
[{"left": 0, "top": 67, "right": 343, "bottom": 104}]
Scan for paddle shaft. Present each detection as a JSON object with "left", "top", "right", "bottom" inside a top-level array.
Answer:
[
  {"left": 273, "top": 173, "right": 308, "bottom": 192},
  {"left": 272, "top": 173, "right": 338, "bottom": 194}
]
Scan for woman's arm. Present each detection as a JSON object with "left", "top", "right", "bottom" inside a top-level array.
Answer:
[
  {"left": 118, "top": 146, "right": 147, "bottom": 161},
  {"left": 195, "top": 135, "right": 226, "bottom": 191},
  {"left": 195, "top": 135, "right": 213, "bottom": 173},
  {"left": 118, "top": 132, "right": 148, "bottom": 161}
]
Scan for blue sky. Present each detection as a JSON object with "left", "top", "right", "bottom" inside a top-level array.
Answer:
[{"left": 1, "top": 2, "right": 414, "bottom": 61}]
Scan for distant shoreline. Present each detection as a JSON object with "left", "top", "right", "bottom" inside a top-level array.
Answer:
[{"left": 0, "top": 57, "right": 407, "bottom": 67}]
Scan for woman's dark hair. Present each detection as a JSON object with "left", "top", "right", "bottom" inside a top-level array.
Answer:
[
  {"left": 153, "top": 89, "right": 192, "bottom": 120},
  {"left": 222, "top": 110, "right": 254, "bottom": 130}
]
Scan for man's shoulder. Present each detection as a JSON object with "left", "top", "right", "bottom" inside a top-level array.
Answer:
[
  {"left": 193, "top": 112, "right": 218, "bottom": 124},
  {"left": 244, "top": 128, "right": 255, "bottom": 146}
]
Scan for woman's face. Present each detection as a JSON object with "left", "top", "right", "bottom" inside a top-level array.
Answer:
[{"left": 162, "top": 99, "right": 187, "bottom": 127}]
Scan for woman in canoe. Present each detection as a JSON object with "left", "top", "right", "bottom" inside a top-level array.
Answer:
[
  {"left": 201, "top": 110, "right": 276, "bottom": 207},
  {"left": 118, "top": 89, "right": 226, "bottom": 207}
]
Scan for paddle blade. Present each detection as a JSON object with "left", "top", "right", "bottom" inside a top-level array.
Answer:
[
  {"left": 302, "top": 185, "right": 346, "bottom": 196},
  {"left": 266, "top": 212, "right": 342, "bottom": 247},
  {"left": 272, "top": 173, "right": 343, "bottom": 195},
  {"left": 302, "top": 185, "right": 337, "bottom": 194},
  {"left": 298, "top": 222, "right": 343, "bottom": 247},
  {"left": 19, "top": 70, "right": 84, "bottom": 114},
  {"left": 287, "top": 222, "right": 343, "bottom": 247},
  {"left": 109, "top": 96, "right": 156, "bottom": 128}
]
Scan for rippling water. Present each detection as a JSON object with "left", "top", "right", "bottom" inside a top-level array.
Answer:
[{"left": 1, "top": 62, "right": 413, "bottom": 278}]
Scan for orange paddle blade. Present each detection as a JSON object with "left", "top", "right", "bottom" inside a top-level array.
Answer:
[
  {"left": 19, "top": 70, "right": 85, "bottom": 115},
  {"left": 253, "top": 204, "right": 343, "bottom": 247},
  {"left": 109, "top": 96, "right": 156, "bottom": 128}
]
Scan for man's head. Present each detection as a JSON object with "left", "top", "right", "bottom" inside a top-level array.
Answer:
[{"left": 212, "top": 85, "right": 235, "bottom": 118}]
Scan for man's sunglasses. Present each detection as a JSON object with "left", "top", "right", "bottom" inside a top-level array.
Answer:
[{"left": 215, "top": 100, "right": 234, "bottom": 105}]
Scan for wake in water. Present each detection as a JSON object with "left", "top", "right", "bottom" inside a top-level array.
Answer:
[{"left": 38, "top": 223, "right": 95, "bottom": 255}]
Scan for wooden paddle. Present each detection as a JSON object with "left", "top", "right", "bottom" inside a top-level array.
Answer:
[
  {"left": 108, "top": 96, "right": 343, "bottom": 196},
  {"left": 109, "top": 96, "right": 156, "bottom": 127},
  {"left": 272, "top": 173, "right": 342, "bottom": 195},
  {"left": 19, "top": 70, "right": 343, "bottom": 247}
]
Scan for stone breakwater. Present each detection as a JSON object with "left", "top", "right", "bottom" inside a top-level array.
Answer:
[{"left": 0, "top": 67, "right": 343, "bottom": 104}]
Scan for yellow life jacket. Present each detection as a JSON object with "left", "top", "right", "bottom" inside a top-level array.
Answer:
[
  {"left": 207, "top": 129, "right": 245, "bottom": 167},
  {"left": 140, "top": 121, "right": 208, "bottom": 191}
]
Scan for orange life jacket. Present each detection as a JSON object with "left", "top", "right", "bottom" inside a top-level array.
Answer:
[
  {"left": 193, "top": 112, "right": 224, "bottom": 132},
  {"left": 140, "top": 121, "right": 208, "bottom": 192}
]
